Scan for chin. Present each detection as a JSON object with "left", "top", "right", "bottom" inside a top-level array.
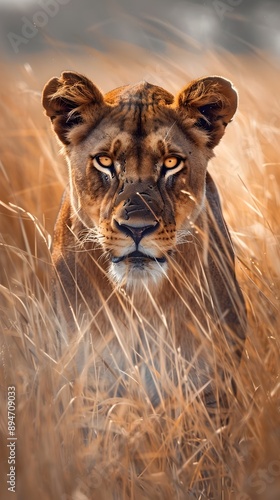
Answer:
[{"left": 109, "top": 259, "right": 168, "bottom": 289}]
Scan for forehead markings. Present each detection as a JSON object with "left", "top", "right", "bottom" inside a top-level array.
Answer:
[
  {"left": 163, "top": 121, "right": 177, "bottom": 141},
  {"left": 93, "top": 123, "right": 186, "bottom": 160},
  {"left": 155, "top": 139, "right": 166, "bottom": 158},
  {"left": 107, "top": 88, "right": 174, "bottom": 134},
  {"left": 112, "top": 139, "right": 122, "bottom": 158},
  {"left": 144, "top": 130, "right": 176, "bottom": 155}
]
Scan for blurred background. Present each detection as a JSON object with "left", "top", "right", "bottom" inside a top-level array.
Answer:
[
  {"left": 1, "top": 0, "right": 280, "bottom": 66},
  {"left": 0, "top": 0, "right": 280, "bottom": 56}
]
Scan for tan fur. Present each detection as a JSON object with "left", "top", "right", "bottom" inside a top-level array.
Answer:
[{"left": 42, "top": 72, "right": 246, "bottom": 407}]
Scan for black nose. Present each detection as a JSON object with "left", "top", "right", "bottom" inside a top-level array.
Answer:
[{"left": 115, "top": 220, "right": 159, "bottom": 246}]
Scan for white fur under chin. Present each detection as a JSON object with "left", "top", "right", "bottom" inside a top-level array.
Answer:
[{"left": 109, "top": 260, "right": 168, "bottom": 289}]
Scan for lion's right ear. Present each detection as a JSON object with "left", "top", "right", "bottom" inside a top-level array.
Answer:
[{"left": 42, "top": 71, "right": 105, "bottom": 145}]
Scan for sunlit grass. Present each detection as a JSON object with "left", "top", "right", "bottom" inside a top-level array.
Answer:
[{"left": 0, "top": 46, "right": 279, "bottom": 499}]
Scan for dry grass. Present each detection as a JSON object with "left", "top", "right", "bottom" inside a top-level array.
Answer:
[{"left": 0, "top": 44, "right": 279, "bottom": 499}]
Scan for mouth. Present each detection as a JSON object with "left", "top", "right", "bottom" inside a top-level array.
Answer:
[{"left": 111, "top": 250, "right": 166, "bottom": 264}]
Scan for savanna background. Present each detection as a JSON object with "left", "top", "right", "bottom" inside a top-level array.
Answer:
[{"left": 0, "top": 0, "right": 279, "bottom": 498}]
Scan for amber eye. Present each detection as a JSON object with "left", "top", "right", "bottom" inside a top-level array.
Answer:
[
  {"left": 163, "top": 156, "right": 182, "bottom": 169},
  {"left": 96, "top": 155, "right": 113, "bottom": 168},
  {"left": 92, "top": 154, "right": 115, "bottom": 178}
]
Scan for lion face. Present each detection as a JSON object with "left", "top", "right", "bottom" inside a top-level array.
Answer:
[
  {"left": 69, "top": 109, "right": 209, "bottom": 287},
  {"left": 42, "top": 73, "right": 238, "bottom": 288}
]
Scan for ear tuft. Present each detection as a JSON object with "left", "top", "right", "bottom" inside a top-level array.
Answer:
[
  {"left": 176, "top": 76, "right": 238, "bottom": 148},
  {"left": 42, "top": 71, "right": 104, "bottom": 145}
]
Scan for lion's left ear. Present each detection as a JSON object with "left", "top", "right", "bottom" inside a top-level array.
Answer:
[{"left": 175, "top": 76, "right": 238, "bottom": 148}]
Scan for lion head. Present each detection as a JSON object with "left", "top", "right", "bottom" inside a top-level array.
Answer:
[{"left": 42, "top": 72, "right": 237, "bottom": 289}]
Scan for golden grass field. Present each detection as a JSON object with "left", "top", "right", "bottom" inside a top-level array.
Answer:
[{"left": 0, "top": 43, "right": 279, "bottom": 499}]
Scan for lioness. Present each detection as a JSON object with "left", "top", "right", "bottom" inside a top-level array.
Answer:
[{"left": 42, "top": 72, "right": 246, "bottom": 407}]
